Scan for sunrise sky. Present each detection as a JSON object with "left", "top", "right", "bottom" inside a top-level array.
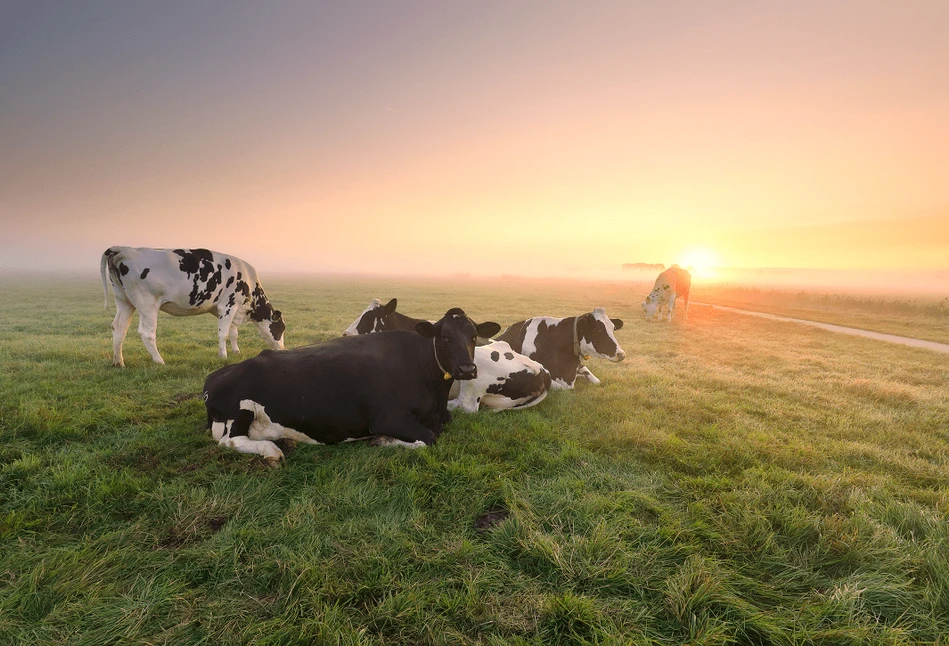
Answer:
[{"left": 2, "top": 1, "right": 948, "bottom": 281}]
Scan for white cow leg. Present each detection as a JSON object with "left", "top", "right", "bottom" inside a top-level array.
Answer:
[
  {"left": 136, "top": 305, "right": 165, "bottom": 364},
  {"left": 578, "top": 366, "right": 601, "bottom": 385},
  {"left": 228, "top": 324, "right": 240, "bottom": 354},
  {"left": 216, "top": 310, "right": 238, "bottom": 358},
  {"left": 447, "top": 381, "right": 482, "bottom": 413},
  {"left": 111, "top": 300, "right": 135, "bottom": 367},
  {"left": 667, "top": 294, "right": 677, "bottom": 321},
  {"left": 211, "top": 420, "right": 285, "bottom": 467}
]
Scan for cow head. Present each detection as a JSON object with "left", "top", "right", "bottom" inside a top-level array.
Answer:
[
  {"left": 249, "top": 283, "right": 285, "bottom": 350},
  {"left": 415, "top": 308, "right": 501, "bottom": 380},
  {"left": 641, "top": 284, "right": 669, "bottom": 320},
  {"left": 342, "top": 298, "right": 399, "bottom": 336},
  {"left": 577, "top": 308, "right": 626, "bottom": 362}
]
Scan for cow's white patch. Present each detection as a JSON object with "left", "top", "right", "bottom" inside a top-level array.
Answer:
[
  {"left": 342, "top": 299, "right": 381, "bottom": 336},
  {"left": 551, "top": 377, "right": 575, "bottom": 390},
  {"left": 238, "top": 399, "right": 323, "bottom": 445},
  {"left": 521, "top": 318, "right": 553, "bottom": 358}
]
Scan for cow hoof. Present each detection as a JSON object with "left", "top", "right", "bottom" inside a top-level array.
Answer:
[{"left": 264, "top": 456, "right": 282, "bottom": 469}]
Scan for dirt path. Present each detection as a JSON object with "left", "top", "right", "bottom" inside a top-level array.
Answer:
[{"left": 701, "top": 304, "right": 949, "bottom": 355}]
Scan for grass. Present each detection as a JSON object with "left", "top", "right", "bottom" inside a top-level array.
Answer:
[
  {"left": 694, "top": 283, "right": 949, "bottom": 345},
  {"left": 1, "top": 273, "right": 948, "bottom": 645}
]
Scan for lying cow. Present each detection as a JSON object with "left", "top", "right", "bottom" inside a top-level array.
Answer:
[
  {"left": 496, "top": 308, "right": 625, "bottom": 389},
  {"left": 343, "top": 298, "right": 551, "bottom": 412},
  {"left": 642, "top": 265, "right": 691, "bottom": 321},
  {"left": 204, "top": 308, "right": 501, "bottom": 465},
  {"left": 101, "top": 246, "right": 285, "bottom": 367}
]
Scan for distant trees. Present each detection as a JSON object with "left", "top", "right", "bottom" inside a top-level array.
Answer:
[{"left": 622, "top": 263, "right": 665, "bottom": 271}]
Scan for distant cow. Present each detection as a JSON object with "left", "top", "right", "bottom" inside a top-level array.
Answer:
[
  {"left": 204, "top": 308, "right": 502, "bottom": 465},
  {"left": 496, "top": 309, "right": 626, "bottom": 389},
  {"left": 642, "top": 265, "right": 691, "bottom": 321},
  {"left": 343, "top": 298, "right": 551, "bottom": 412},
  {"left": 101, "top": 246, "right": 285, "bottom": 367}
]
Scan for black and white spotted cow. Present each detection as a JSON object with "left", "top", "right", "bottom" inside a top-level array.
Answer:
[
  {"left": 204, "top": 308, "right": 501, "bottom": 465},
  {"left": 495, "top": 308, "right": 625, "bottom": 389},
  {"left": 343, "top": 298, "right": 551, "bottom": 412},
  {"left": 101, "top": 246, "right": 285, "bottom": 367},
  {"left": 642, "top": 265, "right": 691, "bottom": 321}
]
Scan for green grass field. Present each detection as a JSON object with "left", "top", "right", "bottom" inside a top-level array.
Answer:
[{"left": 1, "top": 274, "right": 948, "bottom": 645}]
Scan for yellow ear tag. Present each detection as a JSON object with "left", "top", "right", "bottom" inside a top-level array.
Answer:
[
  {"left": 443, "top": 372, "right": 452, "bottom": 380},
  {"left": 583, "top": 355, "right": 591, "bottom": 360}
]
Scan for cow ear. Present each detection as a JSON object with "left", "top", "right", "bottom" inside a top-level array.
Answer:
[
  {"left": 611, "top": 318, "right": 624, "bottom": 330},
  {"left": 476, "top": 321, "right": 501, "bottom": 339},
  {"left": 415, "top": 321, "right": 436, "bottom": 338},
  {"left": 383, "top": 298, "right": 398, "bottom": 314}
]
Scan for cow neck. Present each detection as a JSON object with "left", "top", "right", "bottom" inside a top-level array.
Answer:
[
  {"left": 572, "top": 316, "right": 581, "bottom": 358},
  {"left": 432, "top": 338, "right": 452, "bottom": 380}
]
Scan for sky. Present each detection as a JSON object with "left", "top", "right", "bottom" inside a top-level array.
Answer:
[{"left": 2, "top": 1, "right": 948, "bottom": 281}]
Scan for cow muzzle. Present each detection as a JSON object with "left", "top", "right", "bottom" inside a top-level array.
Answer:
[{"left": 454, "top": 364, "right": 478, "bottom": 380}]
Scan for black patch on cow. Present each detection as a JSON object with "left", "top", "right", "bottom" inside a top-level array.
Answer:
[
  {"left": 250, "top": 284, "right": 272, "bottom": 322},
  {"left": 119, "top": 263, "right": 129, "bottom": 276},
  {"left": 172, "top": 248, "right": 224, "bottom": 307},
  {"left": 486, "top": 368, "right": 545, "bottom": 402},
  {"left": 103, "top": 248, "right": 119, "bottom": 259},
  {"left": 226, "top": 276, "right": 234, "bottom": 288},
  {"left": 140, "top": 268, "right": 150, "bottom": 280},
  {"left": 228, "top": 408, "right": 255, "bottom": 438},
  {"left": 270, "top": 317, "right": 285, "bottom": 342},
  {"left": 497, "top": 317, "right": 580, "bottom": 387},
  {"left": 504, "top": 352, "right": 515, "bottom": 360},
  {"left": 225, "top": 258, "right": 232, "bottom": 270},
  {"left": 491, "top": 351, "right": 500, "bottom": 362}
]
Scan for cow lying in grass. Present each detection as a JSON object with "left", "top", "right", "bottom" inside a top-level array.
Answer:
[
  {"left": 343, "top": 298, "right": 551, "bottom": 412},
  {"left": 496, "top": 309, "right": 625, "bottom": 389},
  {"left": 204, "top": 308, "right": 501, "bottom": 465},
  {"left": 101, "top": 246, "right": 285, "bottom": 366}
]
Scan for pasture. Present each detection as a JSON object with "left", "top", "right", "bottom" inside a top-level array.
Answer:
[{"left": 1, "top": 274, "right": 948, "bottom": 645}]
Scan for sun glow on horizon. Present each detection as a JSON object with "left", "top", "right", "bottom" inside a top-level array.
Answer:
[{"left": 676, "top": 248, "right": 720, "bottom": 280}]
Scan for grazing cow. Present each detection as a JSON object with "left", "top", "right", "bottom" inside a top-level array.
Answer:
[
  {"left": 343, "top": 298, "right": 551, "bottom": 412},
  {"left": 642, "top": 265, "right": 691, "bottom": 321},
  {"left": 203, "top": 309, "right": 502, "bottom": 465},
  {"left": 496, "top": 308, "right": 625, "bottom": 389},
  {"left": 101, "top": 246, "right": 285, "bottom": 367}
]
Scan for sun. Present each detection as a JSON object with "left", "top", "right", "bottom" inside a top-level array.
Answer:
[{"left": 675, "top": 248, "right": 719, "bottom": 279}]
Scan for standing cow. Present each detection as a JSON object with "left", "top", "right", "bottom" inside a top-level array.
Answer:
[
  {"left": 101, "top": 246, "right": 285, "bottom": 367},
  {"left": 642, "top": 265, "right": 691, "bottom": 321},
  {"left": 204, "top": 308, "right": 501, "bottom": 465},
  {"left": 496, "top": 308, "right": 626, "bottom": 389},
  {"left": 343, "top": 298, "right": 551, "bottom": 412}
]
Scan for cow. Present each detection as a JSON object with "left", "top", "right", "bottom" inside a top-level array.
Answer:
[
  {"left": 203, "top": 308, "right": 502, "bottom": 465},
  {"left": 343, "top": 298, "right": 551, "bottom": 412},
  {"left": 642, "top": 265, "right": 691, "bottom": 321},
  {"left": 101, "top": 246, "right": 285, "bottom": 367},
  {"left": 495, "top": 308, "right": 626, "bottom": 389}
]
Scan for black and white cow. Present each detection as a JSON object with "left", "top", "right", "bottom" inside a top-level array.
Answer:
[
  {"left": 204, "top": 308, "right": 501, "bottom": 465},
  {"left": 343, "top": 298, "right": 551, "bottom": 412},
  {"left": 495, "top": 308, "right": 625, "bottom": 389},
  {"left": 101, "top": 246, "right": 285, "bottom": 367}
]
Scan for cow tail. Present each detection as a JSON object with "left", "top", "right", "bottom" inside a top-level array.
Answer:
[{"left": 100, "top": 250, "right": 111, "bottom": 309}]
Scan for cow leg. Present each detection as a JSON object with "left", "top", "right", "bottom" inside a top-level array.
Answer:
[
  {"left": 110, "top": 299, "right": 135, "bottom": 368},
  {"left": 447, "top": 380, "right": 481, "bottom": 413},
  {"left": 210, "top": 418, "right": 284, "bottom": 467},
  {"left": 682, "top": 293, "right": 690, "bottom": 321},
  {"left": 228, "top": 324, "right": 240, "bottom": 354},
  {"left": 371, "top": 412, "right": 437, "bottom": 447},
  {"left": 216, "top": 308, "right": 239, "bottom": 358},
  {"left": 667, "top": 293, "right": 677, "bottom": 321},
  {"left": 577, "top": 365, "right": 601, "bottom": 385},
  {"left": 136, "top": 303, "right": 164, "bottom": 364}
]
